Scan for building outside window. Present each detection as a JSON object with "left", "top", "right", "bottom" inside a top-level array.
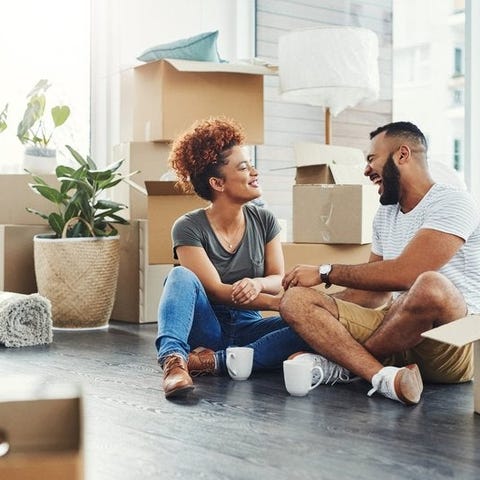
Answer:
[
  {"left": 393, "top": 0, "right": 465, "bottom": 179},
  {"left": 453, "top": 138, "right": 462, "bottom": 171}
]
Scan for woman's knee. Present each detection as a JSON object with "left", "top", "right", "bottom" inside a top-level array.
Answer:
[{"left": 164, "top": 266, "right": 203, "bottom": 295}]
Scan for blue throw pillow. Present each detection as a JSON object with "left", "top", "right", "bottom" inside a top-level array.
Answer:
[{"left": 137, "top": 30, "right": 221, "bottom": 63}]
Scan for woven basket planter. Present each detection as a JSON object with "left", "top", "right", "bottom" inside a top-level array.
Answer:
[{"left": 33, "top": 234, "right": 120, "bottom": 329}]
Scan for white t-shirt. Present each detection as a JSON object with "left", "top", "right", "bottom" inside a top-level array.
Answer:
[{"left": 372, "top": 183, "right": 480, "bottom": 313}]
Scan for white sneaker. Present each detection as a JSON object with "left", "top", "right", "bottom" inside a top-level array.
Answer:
[
  {"left": 368, "top": 364, "right": 423, "bottom": 405},
  {"left": 288, "top": 352, "right": 352, "bottom": 385}
]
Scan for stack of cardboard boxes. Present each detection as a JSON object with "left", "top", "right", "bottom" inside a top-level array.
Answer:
[
  {"left": 282, "top": 142, "right": 379, "bottom": 289},
  {"left": 112, "top": 58, "right": 274, "bottom": 323},
  {"left": 0, "top": 175, "right": 53, "bottom": 294}
]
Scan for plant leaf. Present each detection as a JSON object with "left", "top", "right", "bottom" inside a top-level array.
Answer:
[
  {"left": 66, "top": 145, "right": 88, "bottom": 167},
  {"left": 51, "top": 105, "right": 70, "bottom": 127},
  {"left": 30, "top": 184, "right": 66, "bottom": 204},
  {"left": 25, "top": 208, "right": 49, "bottom": 221},
  {"left": 48, "top": 213, "right": 64, "bottom": 237},
  {"left": 27, "top": 79, "right": 50, "bottom": 98}
]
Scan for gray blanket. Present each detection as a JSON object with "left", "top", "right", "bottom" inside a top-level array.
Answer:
[{"left": 0, "top": 292, "right": 52, "bottom": 347}]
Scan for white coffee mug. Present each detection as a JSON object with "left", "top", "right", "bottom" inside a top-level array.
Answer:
[
  {"left": 226, "top": 347, "right": 254, "bottom": 381},
  {"left": 283, "top": 359, "right": 322, "bottom": 397}
]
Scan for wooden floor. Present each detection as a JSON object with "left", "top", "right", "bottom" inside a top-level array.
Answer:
[{"left": 1, "top": 321, "right": 480, "bottom": 480}]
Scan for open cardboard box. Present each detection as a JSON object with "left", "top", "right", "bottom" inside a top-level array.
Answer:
[
  {"left": 422, "top": 315, "right": 480, "bottom": 414},
  {"left": 121, "top": 58, "right": 275, "bottom": 144},
  {"left": 292, "top": 143, "right": 379, "bottom": 244},
  {"left": 145, "top": 181, "right": 208, "bottom": 264},
  {"left": 0, "top": 376, "right": 83, "bottom": 479},
  {"left": 111, "top": 142, "right": 172, "bottom": 220}
]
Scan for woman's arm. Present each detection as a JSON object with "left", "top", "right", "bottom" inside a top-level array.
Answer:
[
  {"left": 231, "top": 233, "right": 284, "bottom": 304},
  {"left": 176, "top": 233, "right": 284, "bottom": 310}
]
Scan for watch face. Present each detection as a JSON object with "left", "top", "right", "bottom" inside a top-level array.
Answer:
[{"left": 320, "top": 264, "right": 331, "bottom": 275}]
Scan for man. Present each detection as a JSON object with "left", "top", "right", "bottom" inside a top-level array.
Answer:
[{"left": 280, "top": 121, "right": 480, "bottom": 405}]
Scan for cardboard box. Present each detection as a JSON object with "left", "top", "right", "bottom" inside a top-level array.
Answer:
[
  {"left": 422, "top": 315, "right": 480, "bottom": 414},
  {"left": 282, "top": 242, "right": 371, "bottom": 293},
  {"left": 293, "top": 184, "right": 378, "bottom": 244},
  {"left": 121, "top": 58, "right": 273, "bottom": 144},
  {"left": 111, "top": 220, "right": 172, "bottom": 323},
  {"left": 146, "top": 181, "right": 209, "bottom": 264},
  {"left": 111, "top": 142, "right": 172, "bottom": 220},
  {"left": 0, "top": 224, "right": 51, "bottom": 294},
  {"left": 292, "top": 143, "right": 379, "bottom": 244},
  {"left": 0, "top": 376, "right": 83, "bottom": 480},
  {"left": 0, "top": 174, "right": 58, "bottom": 225}
]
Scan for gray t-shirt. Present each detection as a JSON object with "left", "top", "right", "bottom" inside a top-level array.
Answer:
[
  {"left": 372, "top": 183, "right": 480, "bottom": 313},
  {"left": 172, "top": 204, "right": 281, "bottom": 284}
]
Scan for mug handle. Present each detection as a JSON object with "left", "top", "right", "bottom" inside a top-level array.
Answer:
[
  {"left": 227, "top": 352, "right": 237, "bottom": 377},
  {"left": 0, "top": 429, "right": 10, "bottom": 457},
  {"left": 310, "top": 366, "right": 323, "bottom": 390}
]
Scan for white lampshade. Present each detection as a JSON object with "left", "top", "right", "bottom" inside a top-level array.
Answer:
[{"left": 278, "top": 26, "right": 380, "bottom": 117}]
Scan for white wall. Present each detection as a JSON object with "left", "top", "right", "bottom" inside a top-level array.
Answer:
[{"left": 90, "top": 0, "right": 255, "bottom": 166}]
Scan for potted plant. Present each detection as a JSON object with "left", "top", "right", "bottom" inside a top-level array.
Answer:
[
  {"left": 26, "top": 145, "right": 136, "bottom": 329},
  {"left": 0, "top": 103, "right": 7, "bottom": 134},
  {"left": 17, "top": 79, "right": 70, "bottom": 174}
]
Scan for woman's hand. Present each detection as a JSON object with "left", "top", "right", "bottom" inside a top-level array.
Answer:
[{"left": 231, "top": 278, "right": 263, "bottom": 304}]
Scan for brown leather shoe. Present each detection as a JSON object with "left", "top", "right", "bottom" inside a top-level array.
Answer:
[
  {"left": 187, "top": 347, "right": 217, "bottom": 377},
  {"left": 394, "top": 364, "right": 423, "bottom": 405},
  {"left": 162, "top": 355, "right": 194, "bottom": 398},
  {"left": 368, "top": 364, "right": 423, "bottom": 405}
]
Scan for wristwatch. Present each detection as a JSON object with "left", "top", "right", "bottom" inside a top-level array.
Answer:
[{"left": 319, "top": 264, "right": 332, "bottom": 288}]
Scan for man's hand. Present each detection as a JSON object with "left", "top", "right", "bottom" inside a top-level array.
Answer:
[{"left": 282, "top": 265, "right": 321, "bottom": 290}]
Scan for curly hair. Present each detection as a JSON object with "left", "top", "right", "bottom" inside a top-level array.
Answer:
[{"left": 169, "top": 117, "right": 245, "bottom": 200}]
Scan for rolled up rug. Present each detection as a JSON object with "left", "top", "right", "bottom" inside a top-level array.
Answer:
[{"left": 0, "top": 292, "right": 52, "bottom": 347}]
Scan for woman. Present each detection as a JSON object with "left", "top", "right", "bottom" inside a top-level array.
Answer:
[{"left": 155, "top": 117, "right": 309, "bottom": 398}]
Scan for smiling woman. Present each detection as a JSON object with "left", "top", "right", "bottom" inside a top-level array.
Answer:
[{"left": 0, "top": 0, "right": 90, "bottom": 171}]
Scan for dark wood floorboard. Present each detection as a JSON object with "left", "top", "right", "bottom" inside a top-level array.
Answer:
[{"left": 1, "top": 322, "right": 480, "bottom": 480}]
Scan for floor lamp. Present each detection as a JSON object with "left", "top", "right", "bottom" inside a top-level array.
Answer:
[{"left": 278, "top": 26, "right": 380, "bottom": 145}]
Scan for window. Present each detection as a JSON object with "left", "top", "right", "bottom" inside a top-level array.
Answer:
[
  {"left": 394, "top": 45, "right": 430, "bottom": 85},
  {"left": 454, "top": 46, "right": 464, "bottom": 76},
  {"left": 393, "top": 0, "right": 465, "bottom": 184},
  {"left": 0, "top": 0, "right": 90, "bottom": 172},
  {"left": 453, "top": 89, "right": 464, "bottom": 106},
  {"left": 453, "top": 138, "right": 462, "bottom": 171}
]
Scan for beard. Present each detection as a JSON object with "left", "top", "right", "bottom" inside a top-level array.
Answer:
[{"left": 380, "top": 154, "right": 401, "bottom": 205}]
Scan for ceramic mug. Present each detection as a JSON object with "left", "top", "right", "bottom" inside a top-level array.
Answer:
[
  {"left": 283, "top": 359, "right": 322, "bottom": 397},
  {"left": 226, "top": 347, "right": 254, "bottom": 381}
]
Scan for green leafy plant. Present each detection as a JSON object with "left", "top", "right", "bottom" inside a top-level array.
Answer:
[
  {"left": 17, "top": 79, "right": 70, "bottom": 149},
  {"left": 27, "top": 145, "right": 136, "bottom": 238},
  {"left": 0, "top": 103, "right": 7, "bottom": 134}
]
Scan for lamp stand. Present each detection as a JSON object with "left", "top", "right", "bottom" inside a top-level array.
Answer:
[{"left": 325, "top": 107, "right": 331, "bottom": 145}]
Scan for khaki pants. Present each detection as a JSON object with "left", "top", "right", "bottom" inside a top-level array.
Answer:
[{"left": 335, "top": 298, "right": 473, "bottom": 384}]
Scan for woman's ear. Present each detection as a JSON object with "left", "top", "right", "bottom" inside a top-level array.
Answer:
[{"left": 209, "top": 177, "right": 225, "bottom": 192}]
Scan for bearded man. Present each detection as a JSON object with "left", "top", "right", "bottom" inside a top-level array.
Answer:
[{"left": 280, "top": 121, "right": 480, "bottom": 405}]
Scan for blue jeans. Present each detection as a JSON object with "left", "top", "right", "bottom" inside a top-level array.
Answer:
[{"left": 155, "top": 266, "right": 311, "bottom": 374}]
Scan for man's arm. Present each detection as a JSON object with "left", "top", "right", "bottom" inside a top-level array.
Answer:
[{"left": 283, "top": 228, "right": 465, "bottom": 293}]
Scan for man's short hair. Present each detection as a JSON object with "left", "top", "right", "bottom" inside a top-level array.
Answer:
[{"left": 370, "top": 121, "right": 428, "bottom": 150}]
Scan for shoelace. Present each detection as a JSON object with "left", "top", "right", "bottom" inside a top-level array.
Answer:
[
  {"left": 164, "top": 355, "right": 187, "bottom": 372},
  {"left": 367, "top": 370, "right": 396, "bottom": 399},
  {"left": 319, "top": 360, "right": 351, "bottom": 385}
]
